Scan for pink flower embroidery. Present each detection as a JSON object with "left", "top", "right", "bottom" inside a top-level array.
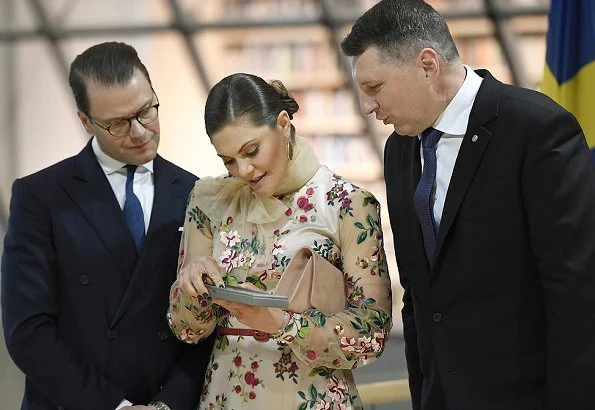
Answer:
[
  {"left": 220, "top": 230, "right": 240, "bottom": 247},
  {"left": 219, "top": 249, "right": 239, "bottom": 273},
  {"left": 326, "top": 375, "right": 348, "bottom": 401},
  {"left": 315, "top": 400, "right": 331, "bottom": 410},
  {"left": 272, "top": 241, "right": 286, "bottom": 256}
]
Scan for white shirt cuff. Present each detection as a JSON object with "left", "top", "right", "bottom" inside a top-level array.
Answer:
[{"left": 115, "top": 399, "right": 133, "bottom": 409}]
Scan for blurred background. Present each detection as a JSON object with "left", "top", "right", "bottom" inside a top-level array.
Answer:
[{"left": 0, "top": 0, "right": 554, "bottom": 408}]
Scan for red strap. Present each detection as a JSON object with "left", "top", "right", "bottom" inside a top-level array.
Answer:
[{"left": 215, "top": 326, "right": 271, "bottom": 342}]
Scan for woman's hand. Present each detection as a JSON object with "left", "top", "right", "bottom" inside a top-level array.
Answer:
[
  {"left": 213, "top": 283, "right": 288, "bottom": 333},
  {"left": 178, "top": 256, "right": 225, "bottom": 297}
]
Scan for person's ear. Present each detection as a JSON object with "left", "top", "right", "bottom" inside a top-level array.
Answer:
[
  {"left": 277, "top": 110, "right": 291, "bottom": 136},
  {"left": 419, "top": 48, "right": 439, "bottom": 78},
  {"left": 77, "top": 111, "right": 94, "bottom": 135}
]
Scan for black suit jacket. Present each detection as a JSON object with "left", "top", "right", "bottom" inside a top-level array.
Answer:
[
  {"left": 385, "top": 70, "right": 595, "bottom": 410},
  {"left": 2, "top": 141, "right": 213, "bottom": 410}
]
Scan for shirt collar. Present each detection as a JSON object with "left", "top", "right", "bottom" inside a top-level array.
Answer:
[
  {"left": 91, "top": 136, "right": 154, "bottom": 175},
  {"left": 432, "top": 65, "right": 483, "bottom": 137}
]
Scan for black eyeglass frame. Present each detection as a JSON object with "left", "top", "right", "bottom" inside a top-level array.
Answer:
[{"left": 87, "top": 91, "right": 160, "bottom": 137}]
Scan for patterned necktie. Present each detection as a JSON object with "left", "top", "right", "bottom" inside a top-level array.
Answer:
[
  {"left": 413, "top": 128, "right": 442, "bottom": 265},
  {"left": 123, "top": 165, "right": 145, "bottom": 252}
]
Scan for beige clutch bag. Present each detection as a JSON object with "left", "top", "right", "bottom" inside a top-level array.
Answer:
[{"left": 275, "top": 246, "right": 346, "bottom": 314}]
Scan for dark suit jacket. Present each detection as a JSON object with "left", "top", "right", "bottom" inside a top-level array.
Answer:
[
  {"left": 385, "top": 70, "right": 595, "bottom": 410},
  {"left": 2, "top": 141, "right": 213, "bottom": 410}
]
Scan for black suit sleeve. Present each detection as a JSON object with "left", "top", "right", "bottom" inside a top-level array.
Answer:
[
  {"left": 1, "top": 179, "right": 127, "bottom": 410},
  {"left": 521, "top": 110, "right": 595, "bottom": 407},
  {"left": 152, "top": 333, "right": 215, "bottom": 409},
  {"left": 400, "top": 274, "right": 422, "bottom": 410},
  {"left": 384, "top": 135, "right": 422, "bottom": 409}
]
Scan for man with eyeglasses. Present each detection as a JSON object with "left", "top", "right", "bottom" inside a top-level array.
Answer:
[{"left": 1, "top": 42, "right": 213, "bottom": 410}]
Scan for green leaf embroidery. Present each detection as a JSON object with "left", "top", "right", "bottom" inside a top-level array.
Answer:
[{"left": 309, "top": 384, "right": 318, "bottom": 399}]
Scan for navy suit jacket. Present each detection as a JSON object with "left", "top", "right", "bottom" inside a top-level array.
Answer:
[
  {"left": 2, "top": 141, "right": 213, "bottom": 410},
  {"left": 385, "top": 70, "right": 595, "bottom": 410}
]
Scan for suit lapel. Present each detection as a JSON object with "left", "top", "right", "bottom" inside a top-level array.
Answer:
[
  {"left": 59, "top": 142, "right": 138, "bottom": 276},
  {"left": 432, "top": 70, "right": 501, "bottom": 270},
  {"left": 111, "top": 155, "right": 188, "bottom": 325}
]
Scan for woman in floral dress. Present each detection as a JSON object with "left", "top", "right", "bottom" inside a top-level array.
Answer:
[{"left": 168, "top": 73, "right": 393, "bottom": 410}]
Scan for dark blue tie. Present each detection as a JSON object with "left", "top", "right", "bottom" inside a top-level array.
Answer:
[
  {"left": 413, "top": 128, "right": 442, "bottom": 265},
  {"left": 123, "top": 165, "right": 145, "bottom": 253}
]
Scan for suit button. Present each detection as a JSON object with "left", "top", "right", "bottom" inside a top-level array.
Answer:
[
  {"left": 107, "top": 329, "right": 117, "bottom": 339},
  {"left": 432, "top": 312, "right": 443, "bottom": 323},
  {"left": 158, "top": 331, "right": 168, "bottom": 341},
  {"left": 79, "top": 275, "right": 89, "bottom": 285}
]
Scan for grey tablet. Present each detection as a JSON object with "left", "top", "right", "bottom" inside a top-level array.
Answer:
[{"left": 206, "top": 284, "right": 289, "bottom": 309}]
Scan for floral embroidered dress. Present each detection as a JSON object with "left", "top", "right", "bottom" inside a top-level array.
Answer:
[{"left": 168, "top": 139, "right": 392, "bottom": 410}]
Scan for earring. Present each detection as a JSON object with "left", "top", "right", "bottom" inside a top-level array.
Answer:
[{"left": 287, "top": 139, "right": 294, "bottom": 161}]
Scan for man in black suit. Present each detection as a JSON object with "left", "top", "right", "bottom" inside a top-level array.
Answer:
[
  {"left": 341, "top": 1, "right": 595, "bottom": 409},
  {"left": 2, "top": 42, "right": 212, "bottom": 410}
]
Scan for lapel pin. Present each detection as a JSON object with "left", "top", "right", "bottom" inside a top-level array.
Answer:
[{"left": 471, "top": 135, "right": 479, "bottom": 143}]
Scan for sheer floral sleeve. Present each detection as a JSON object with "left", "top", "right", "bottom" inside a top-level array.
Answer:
[
  {"left": 276, "top": 186, "right": 393, "bottom": 370},
  {"left": 167, "top": 187, "right": 218, "bottom": 344}
]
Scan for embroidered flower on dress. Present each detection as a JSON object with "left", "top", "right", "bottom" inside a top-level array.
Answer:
[
  {"left": 315, "top": 400, "right": 331, "bottom": 410},
  {"left": 219, "top": 249, "right": 240, "bottom": 273},
  {"left": 220, "top": 230, "right": 240, "bottom": 247},
  {"left": 272, "top": 241, "right": 287, "bottom": 256},
  {"left": 326, "top": 376, "right": 348, "bottom": 401}
]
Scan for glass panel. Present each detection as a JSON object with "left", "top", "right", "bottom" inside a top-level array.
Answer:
[
  {"left": 13, "top": 39, "right": 85, "bottom": 177},
  {"left": 428, "top": 0, "right": 484, "bottom": 14},
  {"left": 3, "top": 0, "right": 37, "bottom": 31},
  {"left": 497, "top": 0, "right": 550, "bottom": 6},
  {"left": 194, "top": 26, "right": 344, "bottom": 88},
  {"left": 185, "top": 0, "right": 321, "bottom": 23},
  {"left": 45, "top": 0, "right": 172, "bottom": 29}
]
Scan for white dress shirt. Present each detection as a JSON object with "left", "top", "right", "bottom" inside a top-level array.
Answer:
[
  {"left": 92, "top": 138, "right": 155, "bottom": 408},
  {"left": 91, "top": 137, "right": 154, "bottom": 231},
  {"left": 420, "top": 65, "right": 483, "bottom": 227}
]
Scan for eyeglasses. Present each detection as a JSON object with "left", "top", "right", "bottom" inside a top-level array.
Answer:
[{"left": 88, "top": 94, "right": 160, "bottom": 137}]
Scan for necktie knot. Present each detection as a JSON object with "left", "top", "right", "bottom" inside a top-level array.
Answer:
[
  {"left": 421, "top": 127, "right": 441, "bottom": 148},
  {"left": 125, "top": 164, "right": 137, "bottom": 177}
]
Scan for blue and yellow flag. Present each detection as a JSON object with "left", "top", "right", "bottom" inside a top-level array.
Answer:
[{"left": 541, "top": 0, "right": 595, "bottom": 162}]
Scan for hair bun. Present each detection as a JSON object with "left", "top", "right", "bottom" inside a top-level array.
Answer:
[{"left": 269, "top": 80, "right": 299, "bottom": 119}]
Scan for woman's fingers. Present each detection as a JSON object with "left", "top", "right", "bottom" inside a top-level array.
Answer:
[
  {"left": 202, "top": 257, "right": 225, "bottom": 288},
  {"left": 238, "top": 282, "right": 260, "bottom": 291},
  {"left": 180, "top": 260, "right": 206, "bottom": 297},
  {"left": 179, "top": 256, "right": 224, "bottom": 297}
]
